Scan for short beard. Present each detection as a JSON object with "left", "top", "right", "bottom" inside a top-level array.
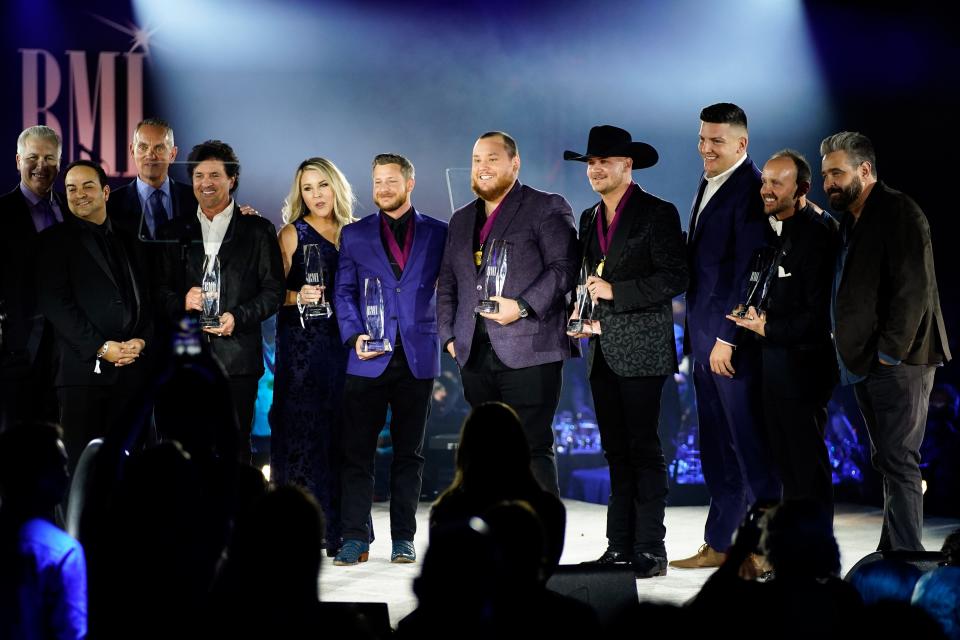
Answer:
[
  {"left": 375, "top": 192, "right": 408, "bottom": 214},
  {"left": 471, "top": 172, "right": 514, "bottom": 202},
  {"left": 827, "top": 176, "right": 863, "bottom": 211}
]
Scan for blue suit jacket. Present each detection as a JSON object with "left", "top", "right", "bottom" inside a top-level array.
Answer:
[
  {"left": 683, "top": 155, "right": 766, "bottom": 364},
  {"left": 335, "top": 209, "right": 447, "bottom": 380}
]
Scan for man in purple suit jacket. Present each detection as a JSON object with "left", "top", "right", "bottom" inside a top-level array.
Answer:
[
  {"left": 671, "top": 104, "right": 779, "bottom": 570},
  {"left": 334, "top": 153, "right": 448, "bottom": 566},
  {"left": 437, "top": 131, "right": 578, "bottom": 495}
]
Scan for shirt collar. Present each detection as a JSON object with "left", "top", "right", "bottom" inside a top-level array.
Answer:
[
  {"left": 197, "top": 199, "right": 235, "bottom": 225},
  {"left": 381, "top": 206, "right": 414, "bottom": 229},
  {"left": 705, "top": 153, "right": 748, "bottom": 185},
  {"left": 136, "top": 175, "right": 172, "bottom": 202},
  {"left": 19, "top": 182, "right": 50, "bottom": 207}
]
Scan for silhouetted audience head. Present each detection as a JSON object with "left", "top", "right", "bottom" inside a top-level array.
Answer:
[
  {"left": 849, "top": 559, "right": 922, "bottom": 605},
  {"left": 483, "top": 501, "right": 546, "bottom": 586},
  {"left": 942, "top": 528, "right": 960, "bottom": 566},
  {"left": 912, "top": 567, "right": 960, "bottom": 639},
  {"left": 454, "top": 401, "right": 532, "bottom": 491},
  {"left": 217, "top": 484, "right": 325, "bottom": 605},
  {"left": 761, "top": 499, "right": 840, "bottom": 579},
  {"left": 0, "top": 421, "right": 69, "bottom": 515}
]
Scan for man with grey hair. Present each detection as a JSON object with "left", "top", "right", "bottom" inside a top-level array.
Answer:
[
  {"left": 822, "top": 131, "right": 950, "bottom": 550},
  {"left": 1, "top": 125, "right": 66, "bottom": 428},
  {"left": 107, "top": 117, "right": 197, "bottom": 240}
]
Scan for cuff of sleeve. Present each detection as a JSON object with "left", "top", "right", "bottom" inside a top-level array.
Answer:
[
  {"left": 443, "top": 337, "right": 456, "bottom": 350},
  {"left": 717, "top": 338, "right": 737, "bottom": 348},
  {"left": 346, "top": 333, "right": 361, "bottom": 348},
  {"left": 516, "top": 297, "right": 535, "bottom": 318},
  {"left": 878, "top": 351, "right": 902, "bottom": 365}
]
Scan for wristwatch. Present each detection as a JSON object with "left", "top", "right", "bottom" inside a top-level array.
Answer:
[{"left": 517, "top": 299, "right": 530, "bottom": 319}]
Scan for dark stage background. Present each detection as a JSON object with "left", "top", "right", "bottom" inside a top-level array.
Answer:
[{"left": 3, "top": 0, "right": 957, "bottom": 510}]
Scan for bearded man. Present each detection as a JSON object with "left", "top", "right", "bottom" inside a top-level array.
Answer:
[
  {"left": 437, "top": 131, "right": 578, "bottom": 495},
  {"left": 821, "top": 131, "right": 950, "bottom": 551}
]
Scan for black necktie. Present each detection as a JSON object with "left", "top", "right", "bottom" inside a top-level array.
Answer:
[{"left": 150, "top": 189, "right": 169, "bottom": 235}]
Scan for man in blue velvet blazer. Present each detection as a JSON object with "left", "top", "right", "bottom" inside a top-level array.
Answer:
[
  {"left": 672, "top": 104, "right": 780, "bottom": 569},
  {"left": 334, "top": 153, "right": 447, "bottom": 566}
]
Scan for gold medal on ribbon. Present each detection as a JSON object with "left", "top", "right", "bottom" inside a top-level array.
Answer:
[
  {"left": 474, "top": 250, "right": 483, "bottom": 266},
  {"left": 596, "top": 258, "right": 605, "bottom": 277}
]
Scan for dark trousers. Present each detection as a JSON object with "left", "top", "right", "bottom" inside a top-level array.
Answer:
[
  {"left": 590, "top": 344, "right": 667, "bottom": 556},
  {"left": 854, "top": 362, "right": 936, "bottom": 551},
  {"left": 57, "top": 367, "right": 148, "bottom": 471},
  {"left": 762, "top": 387, "right": 833, "bottom": 515},
  {"left": 228, "top": 375, "right": 259, "bottom": 464},
  {"left": 693, "top": 353, "right": 780, "bottom": 551},
  {"left": 1, "top": 331, "right": 59, "bottom": 430},
  {"left": 460, "top": 339, "right": 563, "bottom": 496},
  {"left": 340, "top": 345, "right": 432, "bottom": 542}
]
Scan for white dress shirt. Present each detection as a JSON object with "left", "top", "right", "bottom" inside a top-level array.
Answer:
[{"left": 198, "top": 200, "right": 235, "bottom": 257}]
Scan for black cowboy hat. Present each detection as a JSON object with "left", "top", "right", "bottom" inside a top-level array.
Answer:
[{"left": 563, "top": 125, "right": 658, "bottom": 169}]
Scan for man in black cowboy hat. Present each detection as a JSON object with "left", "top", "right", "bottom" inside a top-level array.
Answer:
[{"left": 565, "top": 125, "right": 688, "bottom": 577}]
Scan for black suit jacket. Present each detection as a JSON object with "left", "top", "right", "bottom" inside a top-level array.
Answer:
[
  {"left": 834, "top": 181, "right": 951, "bottom": 376},
  {"left": 35, "top": 216, "right": 152, "bottom": 387},
  {"left": 0, "top": 185, "right": 67, "bottom": 366},
  {"left": 106, "top": 178, "right": 198, "bottom": 240},
  {"left": 156, "top": 204, "right": 284, "bottom": 377},
  {"left": 578, "top": 186, "right": 688, "bottom": 377},
  {"left": 756, "top": 204, "right": 839, "bottom": 399}
]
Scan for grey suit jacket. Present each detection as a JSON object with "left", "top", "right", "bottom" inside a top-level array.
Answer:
[
  {"left": 579, "top": 186, "right": 688, "bottom": 377},
  {"left": 437, "top": 181, "right": 579, "bottom": 369}
]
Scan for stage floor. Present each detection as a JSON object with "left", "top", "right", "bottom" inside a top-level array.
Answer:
[{"left": 319, "top": 500, "right": 959, "bottom": 627}]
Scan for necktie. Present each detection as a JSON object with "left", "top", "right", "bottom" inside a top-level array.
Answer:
[
  {"left": 150, "top": 189, "right": 169, "bottom": 236},
  {"left": 36, "top": 198, "right": 57, "bottom": 231}
]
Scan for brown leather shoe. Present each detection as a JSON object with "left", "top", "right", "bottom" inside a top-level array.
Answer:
[{"left": 667, "top": 543, "right": 727, "bottom": 569}]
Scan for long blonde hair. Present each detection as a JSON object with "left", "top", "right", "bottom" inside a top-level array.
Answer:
[{"left": 281, "top": 157, "right": 356, "bottom": 246}]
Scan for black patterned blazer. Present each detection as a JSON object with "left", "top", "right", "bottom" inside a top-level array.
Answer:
[{"left": 578, "top": 185, "right": 688, "bottom": 377}]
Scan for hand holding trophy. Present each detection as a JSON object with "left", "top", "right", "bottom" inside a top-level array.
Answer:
[
  {"left": 475, "top": 239, "right": 508, "bottom": 314},
  {"left": 361, "top": 277, "right": 392, "bottom": 353},
  {"left": 200, "top": 254, "right": 221, "bottom": 329},
  {"left": 302, "top": 243, "right": 332, "bottom": 320}
]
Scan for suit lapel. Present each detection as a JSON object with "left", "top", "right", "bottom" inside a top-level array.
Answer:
[
  {"left": 365, "top": 213, "right": 397, "bottom": 282},
  {"left": 399, "top": 211, "right": 424, "bottom": 284},
  {"left": 486, "top": 181, "right": 523, "bottom": 247},
  {"left": 602, "top": 188, "right": 641, "bottom": 276},
  {"left": 688, "top": 178, "right": 707, "bottom": 245},
  {"left": 77, "top": 225, "right": 119, "bottom": 289}
]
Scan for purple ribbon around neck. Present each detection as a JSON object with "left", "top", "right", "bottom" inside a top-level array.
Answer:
[
  {"left": 380, "top": 211, "right": 415, "bottom": 271},
  {"left": 478, "top": 199, "right": 505, "bottom": 248},
  {"left": 596, "top": 182, "right": 636, "bottom": 256}
]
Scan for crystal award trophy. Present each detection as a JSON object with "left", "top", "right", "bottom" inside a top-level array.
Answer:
[
  {"left": 361, "top": 277, "right": 392, "bottom": 353},
  {"left": 730, "top": 246, "right": 777, "bottom": 318},
  {"left": 475, "top": 239, "right": 508, "bottom": 314},
  {"left": 303, "top": 244, "right": 332, "bottom": 319},
  {"left": 567, "top": 262, "right": 595, "bottom": 334},
  {"left": 200, "top": 254, "right": 221, "bottom": 328}
]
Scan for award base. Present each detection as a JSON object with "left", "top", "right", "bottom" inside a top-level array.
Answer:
[
  {"left": 475, "top": 300, "right": 499, "bottom": 314},
  {"left": 730, "top": 304, "right": 748, "bottom": 319},
  {"left": 200, "top": 315, "right": 221, "bottom": 329},
  {"left": 567, "top": 319, "right": 585, "bottom": 334},
  {"left": 304, "top": 302, "right": 333, "bottom": 320},
  {"left": 362, "top": 338, "right": 393, "bottom": 353}
]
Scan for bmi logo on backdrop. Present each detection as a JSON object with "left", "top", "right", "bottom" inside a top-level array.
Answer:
[{"left": 17, "top": 14, "right": 154, "bottom": 177}]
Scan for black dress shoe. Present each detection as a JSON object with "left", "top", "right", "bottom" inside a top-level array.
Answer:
[
  {"left": 632, "top": 553, "right": 668, "bottom": 578},
  {"left": 582, "top": 549, "right": 632, "bottom": 565}
]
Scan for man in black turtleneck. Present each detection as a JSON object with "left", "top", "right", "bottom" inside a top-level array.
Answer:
[
  {"left": 36, "top": 160, "right": 151, "bottom": 470},
  {"left": 726, "top": 150, "right": 839, "bottom": 515}
]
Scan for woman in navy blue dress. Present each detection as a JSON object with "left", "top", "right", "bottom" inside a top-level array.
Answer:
[{"left": 271, "top": 157, "right": 356, "bottom": 555}]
